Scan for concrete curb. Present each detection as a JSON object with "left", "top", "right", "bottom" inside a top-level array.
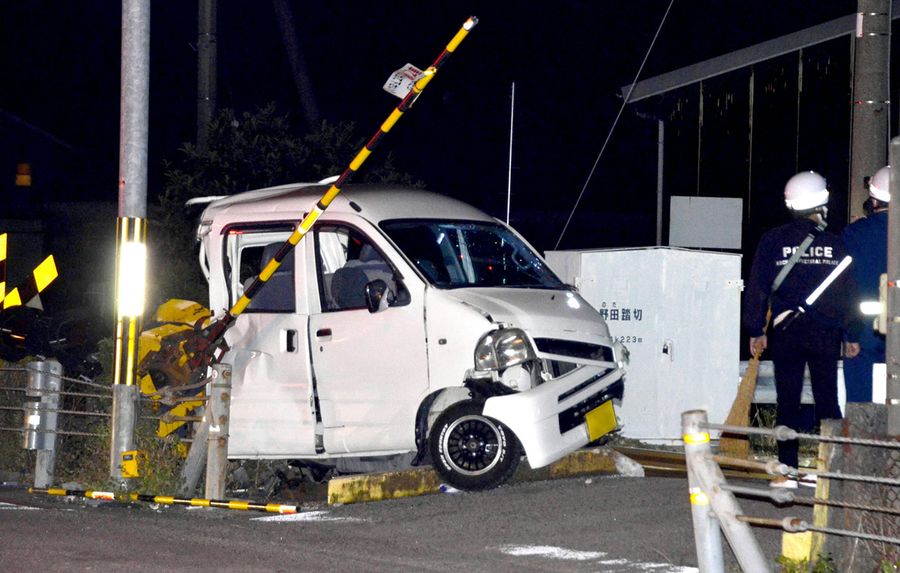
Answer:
[{"left": 327, "top": 446, "right": 635, "bottom": 506}]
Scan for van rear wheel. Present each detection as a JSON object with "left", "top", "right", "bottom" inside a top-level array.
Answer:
[{"left": 429, "top": 400, "right": 521, "bottom": 491}]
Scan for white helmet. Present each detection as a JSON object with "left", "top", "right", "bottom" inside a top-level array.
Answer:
[
  {"left": 784, "top": 171, "right": 829, "bottom": 211},
  {"left": 869, "top": 165, "right": 891, "bottom": 203}
]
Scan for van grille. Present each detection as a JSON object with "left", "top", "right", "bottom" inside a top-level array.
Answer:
[{"left": 534, "top": 338, "right": 614, "bottom": 362}]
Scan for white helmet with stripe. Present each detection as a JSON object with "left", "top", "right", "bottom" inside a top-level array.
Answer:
[
  {"left": 784, "top": 171, "right": 829, "bottom": 211},
  {"left": 869, "top": 165, "right": 891, "bottom": 203}
]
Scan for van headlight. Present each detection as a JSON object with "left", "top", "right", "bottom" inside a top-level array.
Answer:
[{"left": 474, "top": 328, "right": 536, "bottom": 371}]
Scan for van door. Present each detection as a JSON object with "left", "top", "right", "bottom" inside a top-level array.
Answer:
[
  {"left": 308, "top": 223, "right": 428, "bottom": 454},
  {"left": 222, "top": 226, "right": 318, "bottom": 457}
]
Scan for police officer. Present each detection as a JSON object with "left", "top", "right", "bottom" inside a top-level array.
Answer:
[
  {"left": 743, "top": 171, "right": 861, "bottom": 488},
  {"left": 840, "top": 165, "right": 890, "bottom": 402}
]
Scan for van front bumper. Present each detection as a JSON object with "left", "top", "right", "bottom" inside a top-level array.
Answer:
[{"left": 482, "top": 365, "right": 625, "bottom": 469}]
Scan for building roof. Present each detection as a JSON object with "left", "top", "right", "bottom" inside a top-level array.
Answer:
[{"left": 622, "top": 1, "right": 900, "bottom": 103}]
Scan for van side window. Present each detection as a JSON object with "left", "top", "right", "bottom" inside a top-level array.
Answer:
[
  {"left": 315, "top": 225, "right": 404, "bottom": 312},
  {"left": 224, "top": 229, "right": 295, "bottom": 313},
  {"left": 246, "top": 242, "right": 296, "bottom": 312}
]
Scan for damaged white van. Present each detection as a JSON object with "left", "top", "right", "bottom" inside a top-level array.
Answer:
[{"left": 196, "top": 183, "right": 627, "bottom": 490}]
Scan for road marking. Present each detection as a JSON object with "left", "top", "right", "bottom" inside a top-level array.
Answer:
[
  {"left": 498, "top": 545, "right": 698, "bottom": 572},
  {"left": 251, "top": 510, "right": 366, "bottom": 523},
  {"left": 0, "top": 501, "right": 40, "bottom": 511},
  {"left": 501, "top": 545, "right": 607, "bottom": 560}
]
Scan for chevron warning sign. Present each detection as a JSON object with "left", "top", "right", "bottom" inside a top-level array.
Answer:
[{"left": 0, "top": 233, "right": 59, "bottom": 309}]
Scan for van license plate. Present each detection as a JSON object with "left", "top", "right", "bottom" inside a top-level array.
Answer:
[{"left": 585, "top": 400, "right": 616, "bottom": 441}]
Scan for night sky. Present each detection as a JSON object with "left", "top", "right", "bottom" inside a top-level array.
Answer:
[{"left": 1, "top": 1, "right": 858, "bottom": 252}]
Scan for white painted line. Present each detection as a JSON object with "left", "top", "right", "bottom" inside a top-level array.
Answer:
[
  {"left": 251, "top": 510, "right": 365, "bottom": 523},
  {"left": 0, "top": 501, "right": 40, "bottom": 511},
  {"left": 499, "top": 545, "right": 698, "bottom": 572},
  {"left": 501, "top": 545, "right": 606, "bottom": 560}
]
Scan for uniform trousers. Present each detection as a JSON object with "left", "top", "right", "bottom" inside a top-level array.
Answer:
[{"left": 769, "top": 324, "right": 843, "bottom": 469}]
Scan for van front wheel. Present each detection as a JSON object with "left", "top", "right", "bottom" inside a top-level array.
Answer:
[{"left": 429, "top": 400, "right": 522, "bottom": 491}]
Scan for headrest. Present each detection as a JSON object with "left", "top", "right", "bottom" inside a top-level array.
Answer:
[
  {"left": 359, "top": 244, "right": 382, "bottom": 263},
  {"left": 261, "top": 241, "right": 294, "bottom": 271}
]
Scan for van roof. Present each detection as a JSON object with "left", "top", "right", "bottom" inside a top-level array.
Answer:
[{"left": 200, "top": 183, "right": 494, "bottom": 225}]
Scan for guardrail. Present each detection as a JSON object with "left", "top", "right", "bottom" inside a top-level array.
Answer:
[
  {"left": 683, "top": 409, "right": 900, "bottom": 572},
  {"left": 0, "top": 361, "right": 183, "bottom": 486}
]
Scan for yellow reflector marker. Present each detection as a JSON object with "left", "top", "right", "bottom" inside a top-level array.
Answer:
[
  {"left": 228, "top": 501, "right": 250, "bottom": 510},
  {"left": 689, "top": 487, "right": 710, "bottom": 506},
  {"left": 683, "top": 432, "right": 710, "bottom": 444},
  {"left": 33, "top": 255, "right": 58, "bottom": 291}
]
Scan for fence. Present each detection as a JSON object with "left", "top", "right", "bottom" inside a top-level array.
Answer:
[
  {"left": 0, "top": 361, "right": 115, "bottom": 486},
  {"left": 0, "top": 360, "right": 230, "bottom": 500},
  {"left": 683, "top": 408, "right": 900, "bottom": 572}
]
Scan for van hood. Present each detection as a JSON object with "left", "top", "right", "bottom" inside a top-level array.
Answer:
[{"left": 445, "top": 288, "right": 610, "bottom": 339}]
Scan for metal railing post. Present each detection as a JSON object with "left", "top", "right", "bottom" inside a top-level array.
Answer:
[
  {"left": 23, "top": 360, "right": 63, "bottom": 488},
  {"left": 204, "top": 363, "right": 231, "bottom": 500},
  {"left": 683, "top": 410, "right": 725, "bottom": 572},
  {"left": 176, "top": 407, "right": 208, "bottom": 497},
  {"left": 683, "top": 410, "right": 772, "bottom": 573}
]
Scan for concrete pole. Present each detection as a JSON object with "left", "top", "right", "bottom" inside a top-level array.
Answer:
[
  {"left": 656, "top": 119, "right": 665, "bottom": 246},
  {"left": 887, "top": 138, "right": 900, "bottom": 435},
  {"left": 197, "top": 0, "right": 217, "bottom": 153},
  {"left": 205, "top": 363, "right": 232, "bottom": 500},
  {"left": 118, "top": 0, "right": 150, "bottom": 220},
  {"left": 849, "top": 0, "right": 890, "bottom": 221},
  {"left": 26, "top": 360, "right": 62, "bottom": 489},
  {"left": 111, "top": 0, "right": 150, "bottom": 481}
]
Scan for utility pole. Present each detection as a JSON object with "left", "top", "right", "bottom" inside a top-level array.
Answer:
[
  {"left": 849, "top": 0, "right": 890, "bottom": 221},
  {"left": 272, "top": 0, "right": 321, "bottom": 131},
  {"left": 887, "top": 137, "right": 900, "bottom": 435},
  {"left": 111, "top": 0, "right": 150, "bottom": 481},
  {"left": 197, "top": 0, "right": 217, "bottom": 153}
]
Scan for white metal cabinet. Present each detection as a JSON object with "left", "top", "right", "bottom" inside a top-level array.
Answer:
[{"left": 546, "top": 247, "right": 742, "bottom": 441}]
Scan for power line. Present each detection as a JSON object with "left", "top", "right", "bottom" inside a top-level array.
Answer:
[{"left": 554, "top": 0, "right": 675, "bottom": 249}]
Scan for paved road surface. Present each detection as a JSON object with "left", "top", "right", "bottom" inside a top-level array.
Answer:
[{"left": 0, "top": 475, "right": 796, "bottom": 572}]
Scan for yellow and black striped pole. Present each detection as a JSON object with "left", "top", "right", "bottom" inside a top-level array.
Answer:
[
  {"left": 29, "top": 487, "right": 301, "bottom": 515},
  {"left": 195, "top": 16, "right": 478, "bottom": 353}
]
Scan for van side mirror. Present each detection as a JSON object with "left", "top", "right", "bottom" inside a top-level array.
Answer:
[{"left": 365, "top": 279, "right": 390, "bottom": 313}]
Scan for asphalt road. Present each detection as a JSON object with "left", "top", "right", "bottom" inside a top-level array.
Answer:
[{"left": 0, "top": 475, "right": 795, "bottom": 572}]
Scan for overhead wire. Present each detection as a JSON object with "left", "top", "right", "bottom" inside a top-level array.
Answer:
[{"left": 554, "top": 0, "right": 675, "bottom": 249}]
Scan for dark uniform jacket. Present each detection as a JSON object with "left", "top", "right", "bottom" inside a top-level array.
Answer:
[
  {"left": 841, "top": 211, "right": 887, "bottom": 305},
  {"left": 743, "top": 218, "right": 861, "bottom": 345}
]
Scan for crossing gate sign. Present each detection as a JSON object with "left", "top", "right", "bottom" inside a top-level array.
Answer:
[
  {"left": 0, "top": 233, "right": 59, "bottom": 309},
  {"left": 383, "top": 63, "right": 425, "bottom": 98}
]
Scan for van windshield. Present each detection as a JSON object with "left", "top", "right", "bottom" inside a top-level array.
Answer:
[{"left": 380, "top": 220, "right": 564, "bottom": 289}]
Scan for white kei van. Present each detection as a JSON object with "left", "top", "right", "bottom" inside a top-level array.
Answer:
[{"left": 196, "top": 183, "right": 627, "bottom": 490}]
